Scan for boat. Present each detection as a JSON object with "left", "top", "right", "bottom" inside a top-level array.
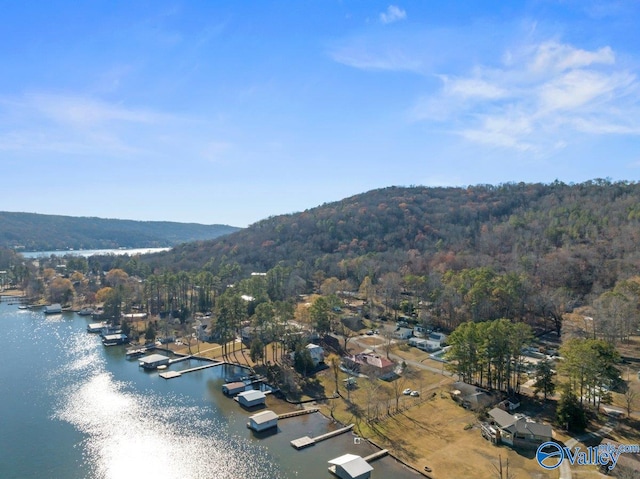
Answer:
[
  {"left": 125, "top": 347, "right": 149, "bottom": 359},
  {"left": 78, "top": 307, "right": 94, "bottom": 316}
]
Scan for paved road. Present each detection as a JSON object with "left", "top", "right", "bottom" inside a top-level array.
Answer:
[{"left": 558, "top": 422, "right": 615, "bottom": 479}]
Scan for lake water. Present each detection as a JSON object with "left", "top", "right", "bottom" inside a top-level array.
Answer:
[
  {"left": 0, "top": 301, "right": 420, "bottom": 479},
  {"left": 21, "top": 247, "right": 171, "bottom": 258}
]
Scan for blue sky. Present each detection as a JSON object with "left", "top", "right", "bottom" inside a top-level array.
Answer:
[{"left": 1, "top": 1, "right": 639, "bottom": 227}]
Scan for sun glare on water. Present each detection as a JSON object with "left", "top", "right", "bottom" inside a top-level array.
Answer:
[{"left": 52, "top": 332, "right": 278, "bottom": 479}]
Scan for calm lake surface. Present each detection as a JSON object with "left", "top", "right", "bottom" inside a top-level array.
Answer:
[
  {"left": 21, "top": 247, "right": 171, "bottom": 258},
  {"left": 0, "top": 301, "right": 420, "bottom": 479}
]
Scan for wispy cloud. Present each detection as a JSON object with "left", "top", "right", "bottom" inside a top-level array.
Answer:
[
  {"left": 0, "top": 93, "right": 178, "bottom": 156},
  {"left": 411, "top": 40, "right": 640, "bottom": 153},
  {"left": 380, "top": 5, "right": 407, "bottom": 24}
]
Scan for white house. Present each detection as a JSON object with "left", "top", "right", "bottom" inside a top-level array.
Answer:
[
  {"left": 392, "top": 327, "right": 413, "bottom": 340},
  {"left": 426, "top": 332, "right": 447, "bottom": 351},
  {"left": 305, "top": 343, "right": 325, "bottom": 365},
  {"left": 328, "top": 454, "right": 373, "bottom": 479},
  {"left": 289, "top": 343, "right": 325, "bottom": 366}
]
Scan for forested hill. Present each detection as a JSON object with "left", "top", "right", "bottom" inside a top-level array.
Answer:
[
  {"left": 0, "top": 212, "right": 240, "bottom": 251},
  {"left": 146, "top": 180, "right": 640, "bottom": 300}
]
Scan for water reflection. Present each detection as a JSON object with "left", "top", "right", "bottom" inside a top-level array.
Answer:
[{"left": 53, "top": 331, "right": 279, "bottom": 479}]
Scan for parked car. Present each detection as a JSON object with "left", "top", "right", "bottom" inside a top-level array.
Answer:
[
  {"left": 366, "top": 330, "right": 374, "bottom": 335},
  {"left": 410, "top": 390, "right": 420, "bottom": 397},
  {"left": 403, "top": 388, "right": 412, "bottom": 395}
]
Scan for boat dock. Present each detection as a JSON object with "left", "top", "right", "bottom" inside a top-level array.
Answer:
[
  {"left": 159, "top": 361, "right": 223, "bottom": 379},
  {"left": 290, "top": 423, "right": 354, "bottom": 449},
  {"left": 278, "top": 408, "right": 318, "bottom": 420},
  {"left": 363, "top": 449, "right": 389, "bottom": 462}
]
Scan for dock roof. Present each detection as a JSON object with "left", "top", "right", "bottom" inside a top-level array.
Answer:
[
  {"left": 238, "top": 389, "right": 266, "bottom": 401},
  {"left": 249, "top": 410, "right": 278, "bottom": 424},
  {"left": 328, "top": 454, "right": 373, "bottom": 478},
  {"left": 139, "top": 353, "right": 170, "bottom": 364}
]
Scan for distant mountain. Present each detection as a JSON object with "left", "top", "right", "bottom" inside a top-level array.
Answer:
[{"left": 0, "top": 211, "right": 241, "bottom": 251}]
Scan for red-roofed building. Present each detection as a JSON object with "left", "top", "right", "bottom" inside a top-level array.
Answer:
[{"left": 343, "top": 351, "right": 395, "bottom": 378}]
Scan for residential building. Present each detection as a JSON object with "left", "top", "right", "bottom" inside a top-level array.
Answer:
[{"left": 487, "top": 407, "right": 553, "bottom": 447}]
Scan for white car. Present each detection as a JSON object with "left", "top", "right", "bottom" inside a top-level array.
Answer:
[
  {"left": 410, "top": 390, "right": 420, "bottom": 397},
  {"left": 403, "top": 388, "right": 412, "bottom": 395}
]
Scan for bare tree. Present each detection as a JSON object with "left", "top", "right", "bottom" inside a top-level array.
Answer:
[
  {"left": 492, "top": 455, "right": 515, "bottom": 479},
  {"left": 624, "top": 388, "right": 637, "bottom": 417}
]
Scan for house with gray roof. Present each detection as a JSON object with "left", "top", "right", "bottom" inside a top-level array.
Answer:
[{"left": 488, "top": 407, "right": 552, "bottom": 447}]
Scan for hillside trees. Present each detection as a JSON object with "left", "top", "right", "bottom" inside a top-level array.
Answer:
[
  {"left": 592, "top": 278, "right": 640, "bottom": 344},
  {"left": 438, "top": 268, "right": 528, "bottom": 327}
]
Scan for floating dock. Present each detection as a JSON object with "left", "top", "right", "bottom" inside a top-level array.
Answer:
[{"left": 291, "top": 423, "right": 354, "bottom": 449}]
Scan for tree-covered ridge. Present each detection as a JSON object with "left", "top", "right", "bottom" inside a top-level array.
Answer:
[
  {"left": 150, "top": 180, "right": 640, "bottom": 292},
  {"left": 0, "top": 211, "right": 241, "bottom": 251}
]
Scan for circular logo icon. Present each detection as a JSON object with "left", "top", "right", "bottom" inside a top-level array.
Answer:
[{"left": 536, "top": 441, "right": 564, "bottom": 470}]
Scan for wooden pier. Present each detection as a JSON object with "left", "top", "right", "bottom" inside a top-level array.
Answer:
[
  {"left": 290, "top": 423, "right": 354, "bottom": 449},
  {"left": 278, "top": 408, "right": 318, "bottom": 420},
  {"left": 363, "top": 449, "right": 389, "bottom": 462},
  {"left": 159, "top": 361, "right": 222, "bottom": 379}
]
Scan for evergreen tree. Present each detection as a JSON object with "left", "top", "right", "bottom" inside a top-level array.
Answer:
[{"left": 533, "top": 359, "right": 556, "bottom": 401}]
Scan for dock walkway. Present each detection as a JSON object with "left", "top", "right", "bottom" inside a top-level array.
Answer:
[
  {"left": 363, "top": 449, "right": 389, "bottom": 462},
  {"left": 277, "top": 408, "right": 318, "bottom": 420},
  {"left": 159, "top": 361, "right": 223, "bottom": 379},
  {"left": 290, "top": 423, "right": 354, "bottom": 449}
]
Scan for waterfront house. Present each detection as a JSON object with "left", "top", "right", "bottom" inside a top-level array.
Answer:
[
  {"left": 247, "top": 410, "right": 278, "bottom": 432},
  {"left": 488, "top": 407, "right": 552, "bottom": 447},
  {"left": 289, "top": 343, "right": 325, "bottom": 367},
  {"left": 327, "top": 454, "right": 373, "bottom": 479},
  {"left": 236, "top": 389, "right": 266, "bottom": 408},
  {"left": 342, "top": 351, "right": 394, "bottom": 378},
  {"left": 138, "top": 354, "right": 171, "bottom": 370}
]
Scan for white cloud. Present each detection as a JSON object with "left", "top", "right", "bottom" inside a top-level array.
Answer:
[
  {"left": 0, "top": 93, "right": 179, "bottom": 157},
  {"left": 380, "top": 5, "right": 406, "bottom": 24},
  {"left": 528, "top": 41, "right": 615, "bottom": 73},
  {"left": 330, "top": 40, "right": 422, "bottom": 72},
  {"left": 443, "top": 77, "right": 509, "bottom": 99},
  {"left": 411, "top": 40, "right": 640, "bottom": 153}
]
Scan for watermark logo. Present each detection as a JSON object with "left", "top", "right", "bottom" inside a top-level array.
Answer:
[
  {"left": 536, "top": 442, "right": 564, "bottom": 470},
  {"left": 536, "top": 441, "right": 640, "bottom": 471}
]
